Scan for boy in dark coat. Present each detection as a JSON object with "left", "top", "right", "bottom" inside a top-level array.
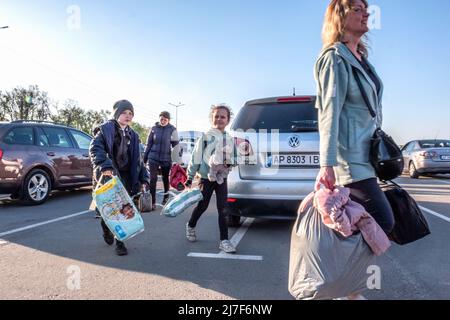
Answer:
[{"left": 89, "top": 100, "right": 149, "bottom": 256}]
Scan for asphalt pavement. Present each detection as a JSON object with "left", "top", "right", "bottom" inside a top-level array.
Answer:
[{"left": 0, "top": 175, "right": 449, "bottom": 300}]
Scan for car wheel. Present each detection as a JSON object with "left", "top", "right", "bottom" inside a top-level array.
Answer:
[
  {"left": 409, "top": 162, "right": 420, "bottom": 179},
  {"left": 22, "top": 169, "right": 52, "bottom": 205}
]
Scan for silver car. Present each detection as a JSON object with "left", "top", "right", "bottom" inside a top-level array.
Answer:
[
  {"left": 227, "top": 96, "right": 319, "bottom": 223},
  {"left": 401, "top": 139, "right": 450, "bottom": 178}
]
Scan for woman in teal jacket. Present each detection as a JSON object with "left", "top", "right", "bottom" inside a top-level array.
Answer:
[{"left": 314, "top": 0, "right": 394, "bottom": 235}]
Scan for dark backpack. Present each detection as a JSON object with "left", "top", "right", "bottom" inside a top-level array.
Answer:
[{"left": 381, "top": 182, "right": 431, "bottom": 245}]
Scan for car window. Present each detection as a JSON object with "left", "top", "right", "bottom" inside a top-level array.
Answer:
[
  {"left": 3, "top": 127, "right": 34, "bottom": 145},
  {"left": 419, "top": 140, "right": 450, "bottom": 148},
  {"left": 41, "top": 127, "right": 74, "bottom": 148},
  {"left": 35, "top": 127, "right": 50, "bottom": 146},
  {"left": 70, "top": 130, "right": 92, "bottom": 149},
  {"left": 231, "top": 102, "right": 318, "bottom": 133},
  {"left": 401, "top": 143, "right": 409, "bottom": 152}
]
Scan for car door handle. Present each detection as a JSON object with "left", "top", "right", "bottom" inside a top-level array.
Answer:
[{"left": 47, "top": 152, "right": 55, "bottom": 157}]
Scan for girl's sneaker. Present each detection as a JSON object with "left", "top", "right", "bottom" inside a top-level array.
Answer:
[
  {"left": 186, "top": 223, "right": 197, "bottom": 242},
  {"left": 219, "top": 240, "right": 236, "bottom": 253}
]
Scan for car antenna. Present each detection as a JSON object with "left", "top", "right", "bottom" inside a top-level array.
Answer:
[
  {"left": 434, "top": 129, "right": 440, "bottom": 143},
  {"left": 293, "top": 87, "right": 296, "bottom": 96}
]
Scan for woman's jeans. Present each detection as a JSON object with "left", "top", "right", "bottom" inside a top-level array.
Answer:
[{"left": 345, "top": 178, "right": 395, "bottom": 234}]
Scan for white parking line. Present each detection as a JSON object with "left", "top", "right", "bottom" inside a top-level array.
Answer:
[
  {"left": 187, "top": 253, "right": 263, "bottom": 261},
  {"left": 0, "top": 210, "right": 92, "bottom": 238},
  {"left": 420, "top": 206, "right": 450, "bottom": 223},
  {"left": 433, "top": 179, "right": 450, "bottom": 185},
  {"left": 229, "top": 218, "right": 255, "bottom": 247},
  {"left": 188, "top": 218, "right": 264, "bottom": 261}
]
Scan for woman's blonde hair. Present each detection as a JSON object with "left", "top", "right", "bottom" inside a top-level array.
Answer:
[{"left": 322, "top": 0, "right": 369, "bottom": 57}]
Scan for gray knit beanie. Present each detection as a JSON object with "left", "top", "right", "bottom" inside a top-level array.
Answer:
[
  {"left": 113, "top": 100, "right": 134, "bottom": 120},
  {"left": 159, "top": 111, "right": 171, "bottom": 119}
]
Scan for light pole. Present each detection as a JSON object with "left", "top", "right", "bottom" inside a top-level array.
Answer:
[
  {"left": 168, "top": 102, "right": 185, "bottom": 128},
  {"left": 0, "top": 26, "right": 9, "bottom": 30}
]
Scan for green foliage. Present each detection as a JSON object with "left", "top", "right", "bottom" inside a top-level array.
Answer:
[
  {"left": 0, "top": 85, "right": 52, "bottom": 121},
  {"left": 0, "top": 85, "right": 150, "bottom": 137},
  {"left": 130, "top": 122, "right": 150, "bottom": 143}
]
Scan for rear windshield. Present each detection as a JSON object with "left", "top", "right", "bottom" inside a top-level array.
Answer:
[
  {"left": 231, "top": 102, "right": 318, "bottom": 133},
  {"left": 419, "top": 140, "right": 450, "bottom": 148}
]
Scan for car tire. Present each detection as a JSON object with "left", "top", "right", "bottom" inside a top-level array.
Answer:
[
  {"left": 409, "top": 162, "right": 420, "bottom": 179},
  {"left": 22, "top": 169, "right": 52, "bottom": 206}
]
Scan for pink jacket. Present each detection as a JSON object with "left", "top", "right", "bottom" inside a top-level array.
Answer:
[{"left": 300, "top": 188, "right": 391, "bottom": 256}]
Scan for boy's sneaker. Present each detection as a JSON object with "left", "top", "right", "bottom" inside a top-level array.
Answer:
[
  {"left": 162, "top": 196, "right": 169, "bottom": 206},
  {"left": 186, "top": 223, "right": 197, "bottom": 242},
  {"left": 115, "top": 241, "right": 128, "bottom": 256},
  {"left": 219, "top": 240, "right": 236, "bottom": 254}
]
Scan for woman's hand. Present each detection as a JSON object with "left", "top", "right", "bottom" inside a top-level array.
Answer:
[{"left": 314, "top": 166, "right": 336, "bottom": 191}]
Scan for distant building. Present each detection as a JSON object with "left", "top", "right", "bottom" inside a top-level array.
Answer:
[{"left": 178, "top": 131, "right": 203, "bottom": 143}]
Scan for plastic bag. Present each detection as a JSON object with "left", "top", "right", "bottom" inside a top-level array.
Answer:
[
  {"left": 137, "top": 185, "right": 153, "bottom": 213},
  {"left": 93, "top": 176, "right": 145, "bottom": 241},
  {"left": 162, "top": 188, "right": 203, "bottom": 218},
  {"left": 288, "top": 200, "right": 376, "bottom": 300},
  {"left": 170, "top": 163, "right": 188, "bottom": 191}
]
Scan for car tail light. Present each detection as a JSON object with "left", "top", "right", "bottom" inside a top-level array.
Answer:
[
  {"left": 227, "top": 198, "right": 237, "bottom": 203},
  {"left": 234, "top": 138, "right": 254, "bottom": 157},
  {"left": 277, "top": 96, "right": 313, "bottom": 103},
  {"left": 0, "top": 148, "right": 3, "bottom": 160},
  {"left": 419, "top": 151, "right": 437, "bottom": 159}
]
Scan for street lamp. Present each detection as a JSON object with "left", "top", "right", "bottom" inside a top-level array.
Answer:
[
  {"left": 168, "top": 102, "right": 185, "bottom": 129},
  {"left": 0, "top": 26, "right": 9, "bottom": 30}
]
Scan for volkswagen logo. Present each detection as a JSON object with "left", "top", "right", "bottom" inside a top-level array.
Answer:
[{"left": 288, "top": 135, "right": 301, "bottom": 149}]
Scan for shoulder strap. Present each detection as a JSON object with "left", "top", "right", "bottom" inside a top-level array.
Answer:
[{"left": 351, "top": 66, "right": 376, "bottom": 118}]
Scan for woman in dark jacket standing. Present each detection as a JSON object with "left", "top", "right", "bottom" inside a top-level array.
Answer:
[
  {"left": 90, "top": 100, "right": 149, "bottom": 256},
  {"left": 143, "top": 111, "right": 180, "bottom": 210}
]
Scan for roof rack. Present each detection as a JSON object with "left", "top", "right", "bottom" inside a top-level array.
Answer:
[{"left": 11, "top": 120, "right": 60, "bottom": 125}]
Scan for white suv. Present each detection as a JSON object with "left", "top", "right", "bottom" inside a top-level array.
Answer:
[{"left": 227, "top": 96, "right": 320, "bottom": 224}]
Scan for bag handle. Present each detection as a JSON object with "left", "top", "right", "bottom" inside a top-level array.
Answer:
[
  {"left": 94, "top": 173, "right": 116, "bottom": 192},
  {"left": 351, "top": 66, "right": 377, "bottom": 119}
]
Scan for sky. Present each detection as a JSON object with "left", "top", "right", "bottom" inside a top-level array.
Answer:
[{"left": 1, "top": 0, "right": 450, "bottom": 144}]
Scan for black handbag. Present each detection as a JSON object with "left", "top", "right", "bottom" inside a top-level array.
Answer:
[
  {"left": 352, "top": 66, "right": 404, "bottom": 181},
  {"left": 380, "top": 181, "right": 431, "bottom": 245}
]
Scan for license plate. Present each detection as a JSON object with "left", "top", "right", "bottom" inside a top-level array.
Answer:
[
  {"left": 441, "top": 155, "right": 450, "bottom": 161},
  {"left": 271, "top": 154, "right": 320, "bottom": 166}
]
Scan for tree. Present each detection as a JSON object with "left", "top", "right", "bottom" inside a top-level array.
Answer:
[
  {"left": 0, "top": 85, "right": 52, "bottom": 121},
  {"left": 0, "top": 90, "right": 5, "bottom": 121},
  {"left": 82, "top": 109, "right": 111, "bottom": 135},
  {"left": 130, "top": 122, "right": 150, "bottom": 143},
  {"left": 51, "top": 99, "right": 85, "bottom": 128},
  {"left": 52, "top": 99, "right": 111, "bottom": 135}
]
